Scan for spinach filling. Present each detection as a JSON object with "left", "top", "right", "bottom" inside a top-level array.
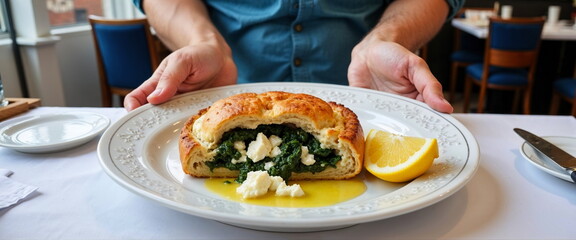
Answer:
[{"left": 206, "top": 124, "right": 341, "bottom": 183}]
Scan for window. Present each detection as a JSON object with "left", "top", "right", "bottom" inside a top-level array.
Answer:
[
  {"left": 0, "top": 0, "right": 8, "bottom": 34},
  {"left": 46, "top": 0, "right": 142, "bottom": 28},
  {"left": 46, "top": 0, "right": 104, "bottom": 27}
]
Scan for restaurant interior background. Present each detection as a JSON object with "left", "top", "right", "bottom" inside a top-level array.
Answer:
[
  {"left": 428, "top": 0, "right": 575, "bottom": 114},
  {"left": 0, "top": 0, "right": 574, "bottom": 114}
]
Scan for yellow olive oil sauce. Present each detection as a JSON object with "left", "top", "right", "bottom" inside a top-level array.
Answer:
[{"left": 205, "top": 177, "right": 366, "bottom": 207}]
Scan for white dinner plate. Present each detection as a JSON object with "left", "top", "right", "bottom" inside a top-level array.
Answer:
[
  {"left": 0, "top": 112, "right": 110, "bottom": 153},
  {"left": 520, "top": 136, "right": 576, "bottom": 183},
  {"left": 97, "top": 83, "right": 479, "bottom": 232}
]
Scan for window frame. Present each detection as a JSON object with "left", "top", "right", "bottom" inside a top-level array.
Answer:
[
  {"left": 0, "top": 0, "right": 10, "bottom": 40},
  {"left": 48, "top": 0, "right": 143, "bottom": 30}
]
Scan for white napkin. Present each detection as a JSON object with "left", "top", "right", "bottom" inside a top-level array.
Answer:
[{"left": 0, "top": 169, "right": 38, "bottom": 209}]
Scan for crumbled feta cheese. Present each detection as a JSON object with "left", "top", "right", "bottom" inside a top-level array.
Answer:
[
  {"left": 246, "top": 133, "right": 272, "bottom": 162},
  {"left": 264, "top": 161, "right": 275, "bottom": 170},
  {"left": 231, "top": 155, "right": 247, "bottom": 164},
  {"left": 236, "top": 171, "right": 272, "bottom": 198},
  {"left": 269, "top": 135, "right": 282, "bottom": 147},
  {"left": 275, "top": 182, "right": 305, "bottom": 197},
  {"left": 233, "top": 133, "right": 308, "bottom": 199},
  {"left": 236, "top": 171, "right": 305, "bottom": 198},
  {"left": 231, "top": 141, "right": 247, "bottom": 164},
  {"left": 269, "top": 146, "right": 282, "bottom": 158},
  {"left": 267, "top": 135, "right": 283, "bottom": 158},
  {"left": 300, "top": 146, "right": 316, "bottom": 166},
  {"left": 234, "top": 141, "right": 246, "bottom": 150},
  {"left": 269, "top": 176, "right": 284, "bottom": 191}
]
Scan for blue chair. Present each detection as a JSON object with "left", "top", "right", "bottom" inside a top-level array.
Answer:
[
  {"left": 550, "top": 77, "right": 576, "bottom": 116},
  {"left": 463, "top": 17, "right": 545, "bottom": 114},
  {"left": 89, "top": 16, "right": 160, "bottom": 107},
  {"left": 448, "top": 8, "right": 491, "bottom": 102}
]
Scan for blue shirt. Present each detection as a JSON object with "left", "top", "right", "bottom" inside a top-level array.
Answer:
[{"left": 134, "top": 0, "right": 463, "bottom": 85}]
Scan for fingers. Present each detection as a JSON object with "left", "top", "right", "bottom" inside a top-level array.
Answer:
[
  {"left": 351, "top": 41, "right": 454, "bottom": 114},
  {"left": 123, "top": 71, "right": 164, "bottom": 111},
  {"left": 422, "top": 81, "right": 454, "bottom": 113},
  {"left": 124, "top": 84, "right": 155, "bottom": 111},
  {"left": 123, "top": 45, "right": 237, "bottom": 111},
  {"left": 147, "top": 58, "right": 190, "bottom": 105},
  {"left": 123, "top": 59, "right": 169, "bottom": 111},
  {"left": 124, "top": 49, "right": 205, "bottom": 111},
  {"left": 411, "top": 59, "right": 454, "bottom": 113},
  {"left": 123, "top": 57, "right": 182, "bottom": 111}
]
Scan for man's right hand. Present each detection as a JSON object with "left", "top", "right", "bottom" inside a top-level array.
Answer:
[{"left": 124, "top": 43, "right": 237, "bottom": 111}]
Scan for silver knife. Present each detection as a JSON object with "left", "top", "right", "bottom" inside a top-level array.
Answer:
[{"left": 513, "top": 128, "right": 576, "bottom": 182}]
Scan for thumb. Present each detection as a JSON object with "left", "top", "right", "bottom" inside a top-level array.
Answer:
[
  {"left": 421, "top": 80, "right": 453, "bottom": 113},
  {"left": 412, "top": 61, "right": 454, "bottom": 113}
]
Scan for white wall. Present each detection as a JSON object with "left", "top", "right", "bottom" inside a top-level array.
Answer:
[
  {"left": 0, "top": 26, "right": 101, "bottom": 107},
  {"left": 53, "top": 26, "right": 102, "bottom": 107},
  {"left": 0, "top": 40, "right": 22, "bottom": 99}
]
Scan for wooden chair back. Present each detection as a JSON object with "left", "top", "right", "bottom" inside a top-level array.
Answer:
[
  {"left": 89, "top": 16, "right": 160, "bottom": 107},
  {"left": 463, "top": 17, "right": 545, "bottom": 114},
  {"left": 484, "top": 17, "right": 545, "bottom": 70}
]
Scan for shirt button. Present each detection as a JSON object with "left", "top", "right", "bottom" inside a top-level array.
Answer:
[
  {"left": 294, "top": 24, "right": 303, "bottom": 32},
  {"left": 294, "top": 58, "right": 302, "bottom": 66}
]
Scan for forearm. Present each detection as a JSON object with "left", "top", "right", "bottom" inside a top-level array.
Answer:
[
  {"left": 368, "top": 0, "right": 449, "bottom": 52},
  {"left": 142, "top": 0, "right": 230, "bottom": 54}
]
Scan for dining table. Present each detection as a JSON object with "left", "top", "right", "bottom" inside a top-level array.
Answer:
[
  {"left": 1, "top": 104, "right": 576, "bottom": 239},
  {"left": 451, "top": 18, "right": 576, "bottom": 41}
]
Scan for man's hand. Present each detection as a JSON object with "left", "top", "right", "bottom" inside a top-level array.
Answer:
[
  {"left": 347, "top": 0, "right": 454, "bottom": 113},
  {"left": 124, "top": 44, "right": 237, "bottom": 111},
  {"left": 124, "top": 0, "right": 236, "bottom": 111},
  {"left": 348, "top": 41, "right": 453, "bottom": 113}
]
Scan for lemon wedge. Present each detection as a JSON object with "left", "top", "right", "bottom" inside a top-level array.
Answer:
[{"left": 364, "top": 129, "right": 439, "bottom": 182}]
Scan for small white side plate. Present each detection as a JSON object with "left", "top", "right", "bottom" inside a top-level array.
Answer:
[
  {"left": 0, "top": 112, "right": 110, "bottom": 153},
  {"left": 520, "top": 136, "right": 576, "bottom": 183}
]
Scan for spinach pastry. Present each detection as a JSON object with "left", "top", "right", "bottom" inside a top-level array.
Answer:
[{"left": 179, "top": 91, "right": 364, "bottom": 181}]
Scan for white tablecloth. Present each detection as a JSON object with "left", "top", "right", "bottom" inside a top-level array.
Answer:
[
  {"left": 1, "top": 107, "right": 575, "bottom": 239},
  {"left": 451, "top": 18, "right": 576, "bottom": 41}
]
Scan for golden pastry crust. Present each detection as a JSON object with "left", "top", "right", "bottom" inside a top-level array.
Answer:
[{"left": 179, "top": 91, "right": 364, "bottom": 180}]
